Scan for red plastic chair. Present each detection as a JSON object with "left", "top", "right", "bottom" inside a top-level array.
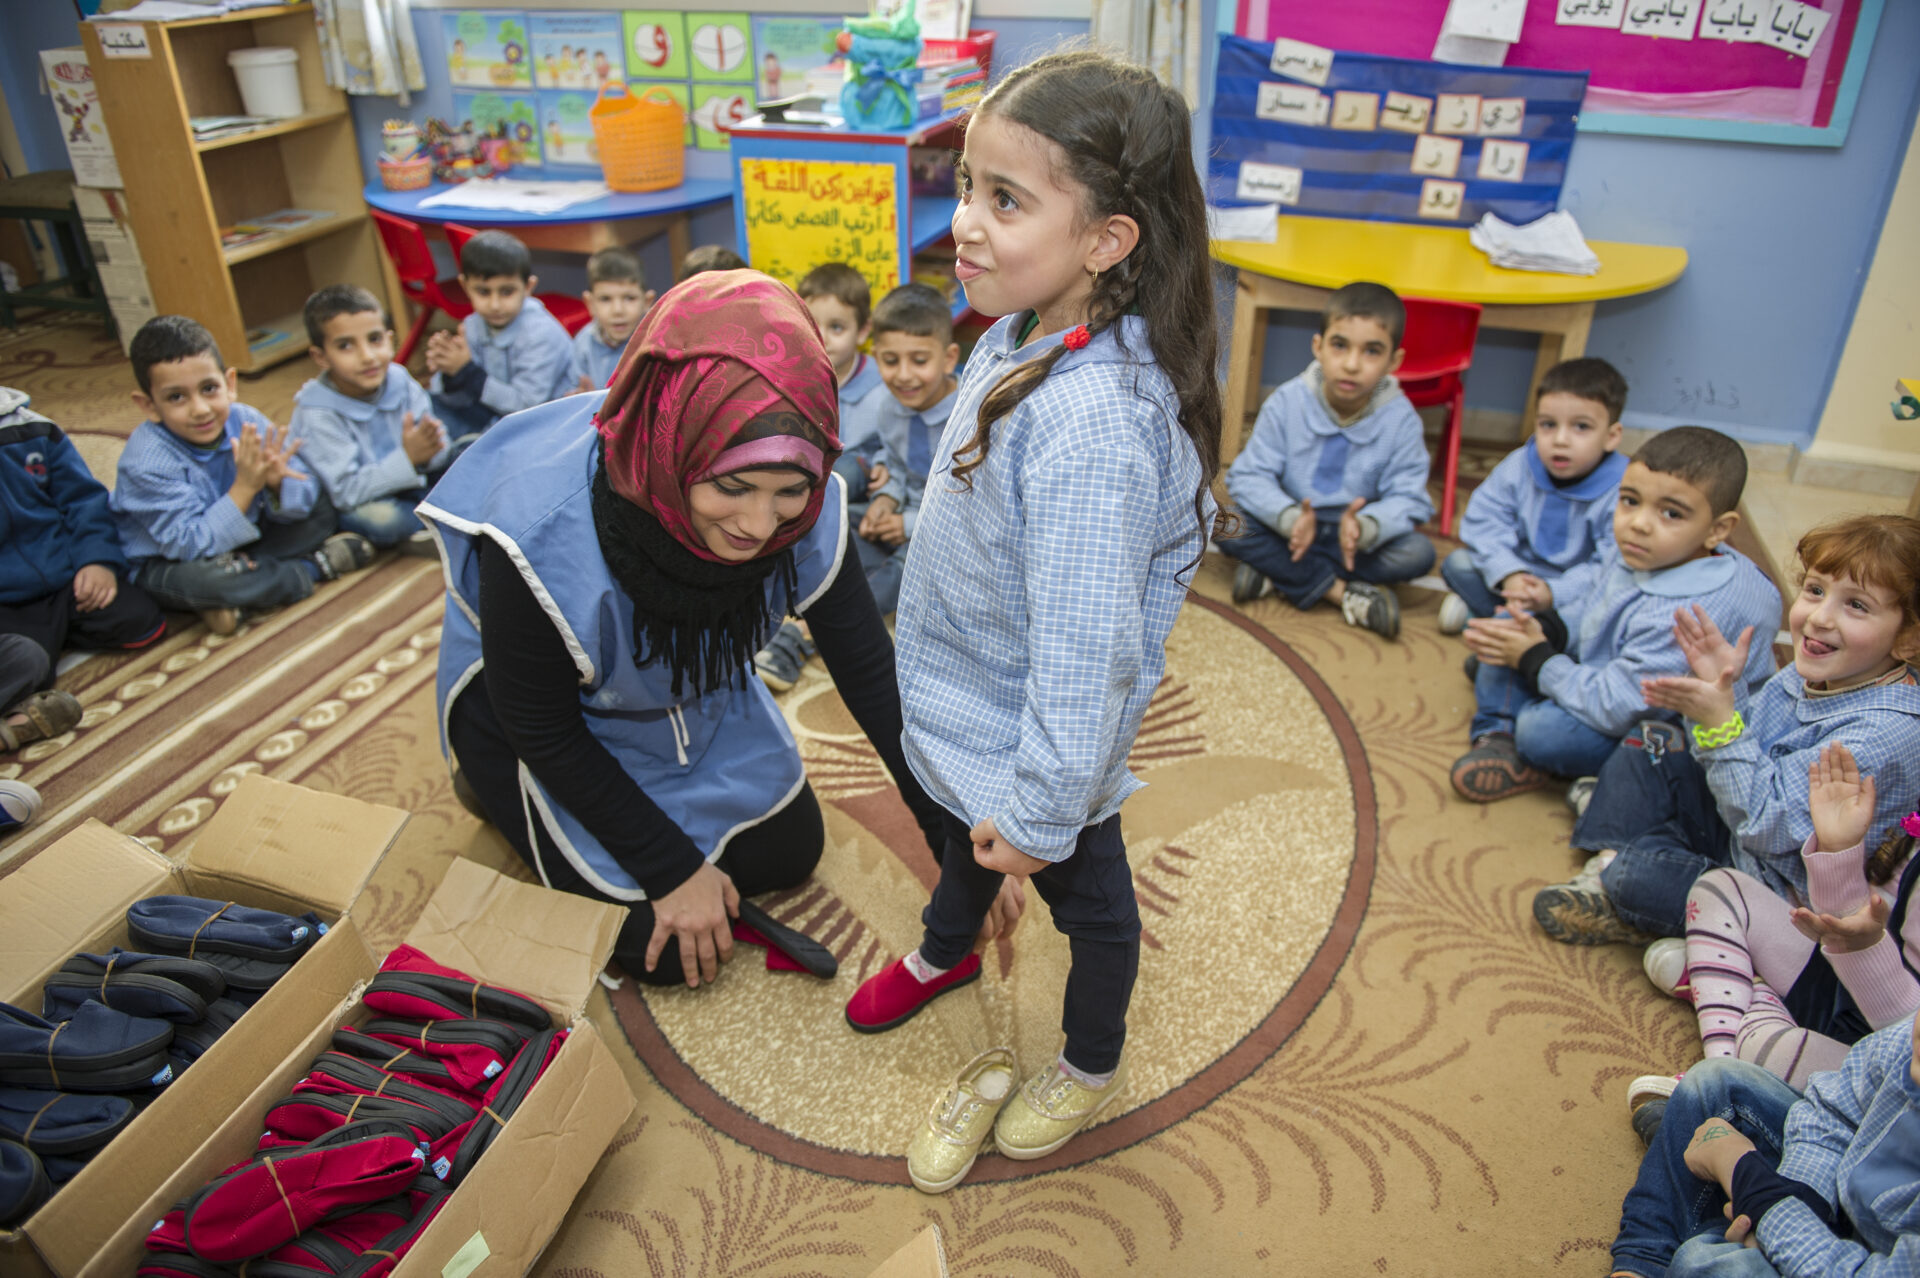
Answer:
[
  {"left": 369, "top": 209, "right": 473, "bottom": 365},
  {"left": 1398, "top": 297, "right": 1482, "bottom": 535},
  {"left": 441, "top": 224, "right": 592, "bottom": 336}
]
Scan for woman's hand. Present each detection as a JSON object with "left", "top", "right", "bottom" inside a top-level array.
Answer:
[{"left": 645, "top": 862, "right": 740, "bottom": 989}]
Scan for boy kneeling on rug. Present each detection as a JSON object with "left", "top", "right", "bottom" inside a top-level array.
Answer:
[{"left": 0, "top": 385, "right": 164, "bottom": 751}]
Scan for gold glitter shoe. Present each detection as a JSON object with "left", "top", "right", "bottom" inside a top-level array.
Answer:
[
  {"left": 907, "top": 1047, "right": 1017, "bottom": 1194},
  {"left": 992, "top": 1056, "right": 1128, "bottom": 1161}
]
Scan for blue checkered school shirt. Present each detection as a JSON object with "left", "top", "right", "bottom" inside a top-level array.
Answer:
[
  {"left": 1758, "top": 1015, "right": 1920, "bottom": 1275},
  {"left": 892, "top": 314, "right": 1212, "bottom": 862}
]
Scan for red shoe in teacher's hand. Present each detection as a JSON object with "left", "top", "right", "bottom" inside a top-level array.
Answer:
[{"left": 845, "top": 953, "right": 982, "bottom": 1034}]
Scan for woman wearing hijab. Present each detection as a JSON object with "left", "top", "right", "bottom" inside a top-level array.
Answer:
[{"left": 420, "top": 272, "right": 988, "bottom": 989}]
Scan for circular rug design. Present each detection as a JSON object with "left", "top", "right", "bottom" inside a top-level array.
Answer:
[{"left": 611, "top": 593, "right": 1376, "bottom": 1183}]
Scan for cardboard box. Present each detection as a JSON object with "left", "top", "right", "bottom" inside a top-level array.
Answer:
[
  {"left": 868, "top": 1226, "right": 948, "bottom": 1278},
  {"left": 0, "top": 777, "right": 408, "bottom": 1278},
  {"left": 93, "top": 857, "right": 632, "bottom": 1278},
  {"left": 37, "top": 50, "right": 120, "bottom": 190}
]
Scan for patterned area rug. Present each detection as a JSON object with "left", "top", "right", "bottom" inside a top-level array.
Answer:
[{"left": 1, "top": 314, "right": 1697, "bottom": 1276}]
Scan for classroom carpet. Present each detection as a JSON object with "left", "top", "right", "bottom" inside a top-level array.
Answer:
[{"left": 1, "top": 312, "right": 1699, "bottom": 1277}]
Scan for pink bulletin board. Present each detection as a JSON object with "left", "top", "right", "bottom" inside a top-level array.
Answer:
[{"left": 1236, "top": 0, "right": 1885, "bottom": 146}]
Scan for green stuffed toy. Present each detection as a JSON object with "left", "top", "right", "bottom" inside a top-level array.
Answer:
[{"left": 838, "top": 10, "right": 922, "bottom": 131}]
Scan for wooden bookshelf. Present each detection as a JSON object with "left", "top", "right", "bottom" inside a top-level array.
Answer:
[{"left": 81, "top": 4, "right": 391, "bottom": 373}]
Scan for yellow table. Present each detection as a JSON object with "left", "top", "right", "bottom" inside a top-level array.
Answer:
[{"left": 1215, "top": 217, "right": 1688, "bottom": 462}]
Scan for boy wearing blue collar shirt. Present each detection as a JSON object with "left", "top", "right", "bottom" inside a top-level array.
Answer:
[
  {"left": 568, "top": 247, "right": 653, "bottom": 392},
  {"left": 292, "top": 286, "right": 463, "bottom": 555},
  {"left": 113, "top": 316, "right": 373, "bottom": 636},
  {"left": 425, "top": 230, "right": 575, "bottom": 433},
  {"left": 1439, "top": 358, "right": 1631, "bottom": 633},
  {"left": 1452, "top": 426, "right": 1780, "bottom": 805}
]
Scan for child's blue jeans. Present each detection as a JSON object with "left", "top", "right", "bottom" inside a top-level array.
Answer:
[
  {"left": 1574, "top": 728, "right": 1733, "bottom": 937},
  {"left": 1440, "top": 547, "right": 1506, "bottom": 618},
  {"left": 1220, "top": 517, "right": 1435, "bottom": 609},
  {"left": 337, "top": 435, "right": 478, "bottom": 549},
  {"left": 1611, "top": 1058, "right": 1798, "bottom": 1278},
  {"left": 838, "top": 455, "right": 908, "bottom": 615},
  {"left": 136, "top": 498, "right": 336, "bottom": 613},
  {"left": 1469, "top": 660, "right": 1619, "bottom": 777}
]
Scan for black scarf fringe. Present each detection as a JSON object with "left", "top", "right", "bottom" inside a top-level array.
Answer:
[{"left": 591, "top": 445, "right": 796, "bottom": 698}]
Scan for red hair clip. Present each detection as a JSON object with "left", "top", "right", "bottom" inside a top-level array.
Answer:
[
  {"left": 1903, "top": 811, "right": 1920, "bottom": 839},
  {"left": 1063, "top": 325, "right": 1091, "bottom": 351}
]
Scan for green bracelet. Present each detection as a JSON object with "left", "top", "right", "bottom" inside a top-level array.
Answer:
[{"left": 1691, "top": 711, "right": 1744, "bottom": 750}]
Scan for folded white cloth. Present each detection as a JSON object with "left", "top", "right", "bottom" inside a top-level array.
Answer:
[{"left": 1468, "top": 210, "right": 1601, "bottom": 276}]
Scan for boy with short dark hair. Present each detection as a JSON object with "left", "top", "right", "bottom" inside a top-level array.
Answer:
[
  {"left": 679, "top": 244, "right": 745, "bottom": 280},
  {"left": 425, "top": 230, "right": 574, "bottom": 433},
  {"left": 796, "top": 263, "right": 884, "bottom": 449},
  {"left": 569, "top": 247, "right": 653, "bottom": 392},
  {"left": 1451, "top": 425, "right": 1779, "bottom": 804},
  {"left": 293, "top": 285, "right": 459, "bottom": 555},
  {"left": 0, "top": 385, "right": 165, "bottom": 695},
  {"left": 1439, "top": 357, "right": 1630, "bottom": 632},
  {"left": 1220, "top": 281, "right": 1436, "bottom": 640},
  {"left": 114, "top": 316, "right": 372, "bottom": 637}
]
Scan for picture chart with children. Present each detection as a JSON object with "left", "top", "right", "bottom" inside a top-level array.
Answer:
[{"left": 7, "top": 0, "right": 1920, "bottom": 1272}]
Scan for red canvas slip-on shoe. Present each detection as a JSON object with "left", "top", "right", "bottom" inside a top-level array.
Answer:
[{"left": 845, "top": 954, "right": 982, "bottom": 1034}]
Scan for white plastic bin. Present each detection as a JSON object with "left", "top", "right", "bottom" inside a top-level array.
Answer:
[{"left": 227, "top": 47, "right": 303, "bottom": 118}]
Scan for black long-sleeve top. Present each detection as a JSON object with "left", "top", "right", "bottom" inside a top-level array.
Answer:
[{"left": 475, "top": 531, "right": 944, "bottom": 899}]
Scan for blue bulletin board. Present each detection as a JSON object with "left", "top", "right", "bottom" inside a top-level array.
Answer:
[{"left": 1208, "top": 34, "right": 1588, "bottom": 226}]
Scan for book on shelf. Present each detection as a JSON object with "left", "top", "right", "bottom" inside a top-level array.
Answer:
[
  {"left": 190, "top": 114, "right": 278, "bottom": 141},
  {"left": 245, "top": 326, "right": 293, "bottom": 356},
  {"left": 219, "top": 208, "right": 332, "bottom": 249}
]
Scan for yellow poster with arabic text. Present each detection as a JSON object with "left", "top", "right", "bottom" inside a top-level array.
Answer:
[{"left": 739, "top": 158, "right": 900, "bottom": 299}]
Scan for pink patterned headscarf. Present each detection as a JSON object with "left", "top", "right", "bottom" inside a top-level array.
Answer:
[{"left": 593, "top": 270, "right": 841, "bottom": 561}]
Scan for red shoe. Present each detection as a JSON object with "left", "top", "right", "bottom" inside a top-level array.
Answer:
[{"left": 845, "top": 953, "right": 981, "bottom": 1034}]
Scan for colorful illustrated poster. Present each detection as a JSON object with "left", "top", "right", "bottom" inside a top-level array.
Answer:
[
  {"left": 632, "top": 81, "right": 694, "bottom": 146},
  {"left": 530, "top": 13, "right": 622, "bottom": 91},
  {"left": 452, "top": 90, "right": 543, "bottom": 167},
  {"left": 751, "top": 17, "right": 842, "bottom": 103},
  {"left": 443, "top": 12, "right": 530, "bottom": 90},
  {"left": 691, "top": 83, "right": 750, "bottom": 150},
  {"left": 538, "top": 90, "right": 598, "bottom": 168},
  {"left": 689, "top": 13, "right": 754, "bottom": 83},
  {"left": 740, "top": 157, "right": 899, "bottom": 296},
  {"left": 623, "top": 11, "right": 688, "bottom": 81}
]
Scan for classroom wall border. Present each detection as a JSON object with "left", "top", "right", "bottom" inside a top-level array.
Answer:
[{"left": 404, "top": 0, "right": 1094, "bottom": 21}]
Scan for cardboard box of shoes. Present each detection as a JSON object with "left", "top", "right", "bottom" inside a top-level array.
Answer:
[
  {"left": 89, "top": 856, "right": 633, "bottom": 1277},
  {"left": 0, "top": 776, "right": 408, "bottom": 1278}
]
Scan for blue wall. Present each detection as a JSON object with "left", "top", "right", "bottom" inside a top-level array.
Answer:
[
  {"left": 0, "top": 1, "right": 85, "bottom": 176},
  {"left": 1222, "top": 3, "right": 1920, "bottom": 446}
]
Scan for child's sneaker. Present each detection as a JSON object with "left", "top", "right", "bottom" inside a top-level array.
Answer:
[
  {"left": 1230, "top": 562, "right": 1273, "bottom": 604},
  {"left": 1626, "top": 1073, "right": 1683, "bottom": 1113},
  {"left": 197, "top": 608, "right": 240, "bottom": 637},
  {"left": 1339, "top": 581, "right": 1399, "bottom": 639},
  {"left": 845, "top": 952, "right": 981, "bottom": 1033},
  {"left": 312, "top": 532, "right": 376, "bottom": 581},
  {"left": 1630, "top": 1096, "right": 1668, "bottom": 1148},
  {"left": 1450, "top": 733, "right": 1548, "bottom": 802},
  {"left": 398, "top": 530, "right": 439, "bottom": 558},
  {"left": 1533, "top": 863, "right": 1655, "bottom": 946},
  {"left": 908, "top": 1046, "right": 1017, "bottom": 1194},
  {"left": 1565, "top": 775, "right": 1599, "bottom": 819},
  {"left": 993, "top": 1056, "right": 1129, "bottom": 1161},
  {"left": 1437, "top": 592, "right": 1471, "bottom": 635},
  {"left": 1642, "top": 937, "right": 1691, "bottom": 1000},
  {"left": 0, "top": 690, "right": 82, "bottom": 753},
  {"left": 0, "top": 779, "right": 43, "bottom": 833},
  {"left": 754, "top": 621, "right": 812, "bottom": 693}
]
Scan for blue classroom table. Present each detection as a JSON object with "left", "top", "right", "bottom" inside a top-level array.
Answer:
[{"left": 362, "top": 177, "right": 733, "bottom": 262}]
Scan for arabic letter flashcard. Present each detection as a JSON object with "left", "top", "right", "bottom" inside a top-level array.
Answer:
[
  {"left": 1441, "top": 0, "right": 1527, "bottom": 43},
  {"left": 1268, "top": 37, "right": 1334, "bottom": 87},
  {"left": 1476, "top": 139, "right": 1529, "bottom": 182},
  {"left": 1256, "top": 82, "right": 1329, "bottom": 127},
  {"left": 1758, "top": 0, "right": 1830, "bottom": 58},
  {"left": 1418, "top": 179, "right": 1467, "bottom": 219},
  {"left": 1699, "top": 0, "right": 1766, "bottom": 41},
  {"left": 1331, "top": 91, "right": 1380, "bottom": 132},
  {"left": 1555, "top": 0, "right": 1624, "bottom": 27},
  {"left": 1380, "top": 92, "right": 1434, "bottom": 134},
  {"left": 1236, "top": 161, "right": 1304, "bottom": 205},
  {"left": 1622, "top": 0, "right": 1701, "bottom": 39},
  {"left": 1411, "top": 134, "right": 1464, "bottom": 178},
  {"left": 1477, "top": 98, "right": 1525, "bottom": 136},
  {"left": 1434, "top": 93, "right": 1482, "bottom": 135}
]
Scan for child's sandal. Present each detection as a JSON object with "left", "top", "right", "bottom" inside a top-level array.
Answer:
[{"left": 0, "top": 690, "right": 83, "bottom": 753}]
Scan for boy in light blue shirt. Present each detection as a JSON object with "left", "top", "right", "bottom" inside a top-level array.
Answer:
[
  {"left": 1221, "top": 281, "right": 1436, "bottom": 640},
  {"left": 1440, "top": 357, "right": 1631, "bottom": 633},
  {"left": 292, "top": 286, "right": 462, "bottom": 554},
  {"left": 113, "top": 316, "right": 372, "bottom": 636},
  {"left": 567, "top": 246, "right": 653, "bottom": 392},
  {"left": 796, "top": 263, "right": 885, "bottom": 465},
  {"left": 426, "top": 230, "right": 575, "bottom": 433}
]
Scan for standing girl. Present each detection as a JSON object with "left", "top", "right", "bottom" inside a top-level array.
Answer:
[{"left": 842, "top": 50, "right": 1224, "bottom": 1191}]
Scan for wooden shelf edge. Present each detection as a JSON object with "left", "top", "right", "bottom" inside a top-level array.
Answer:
[
  {"left": 142, "top": 1, "right": 314, "bottom": 29},
  {"left": 222, "top": 211, "right": 365, "bottom": 266},
  {"left": 195, "top": 109, "right": 348, "bottom": 153}
]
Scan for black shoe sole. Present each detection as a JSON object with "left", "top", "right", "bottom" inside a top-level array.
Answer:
[
  {"left": 738, "top": 900, "right": 837, "bottom": 979},
  {"left": 845, "top": 965, "right": 980, "bottom": 1034}
]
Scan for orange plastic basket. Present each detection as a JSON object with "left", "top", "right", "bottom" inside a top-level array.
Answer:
[{"left": 590, "top": 83, "right": 685, "bottom": 193}]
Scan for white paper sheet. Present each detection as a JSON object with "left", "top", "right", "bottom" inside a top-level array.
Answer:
[
  {"left": 1268, "top": 37, "right": 1334, "bottom": 86},
  {"left": 1207, "top": 203, "right": 1279, "bottom": 243},
  {"left": 1442, "top": 0, "right": 1526, "bottom": 42},
  {"left": 416, "top": 179, "right": 612, "bottom": 215},
  {"left": 1555, "top": 0, "right": 1626, "bottom": 28},
  {"left": 1622, "top": 0, "right": 1701, "bottom": 38},
  {"left": 1699, "top": 0, "right": 1767, "bottom": 40},
  {"left": 1759, "top": 0, "right": 1830, "bottom": 57}
]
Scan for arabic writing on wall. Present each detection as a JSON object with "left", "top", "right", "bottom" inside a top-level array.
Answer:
[{"left": 741, "top": 158, "right": 902, "bottom": 297}]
